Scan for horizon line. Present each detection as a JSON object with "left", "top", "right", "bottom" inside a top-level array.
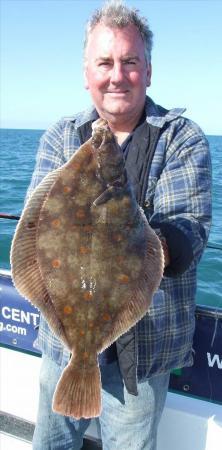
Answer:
[{"left": 0, "top": 126, "right": 221, "bottom": 137}]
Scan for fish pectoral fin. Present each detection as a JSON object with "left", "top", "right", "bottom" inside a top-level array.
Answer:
[
  {"left": 93, "top": 184, "right": 125, "bottom": 206},
  {"left": 93, "top": 188, "right": 113, "bottom": 206},
  {"left": 93, "top": 169, "right": 129, "bottom": 206},
  {"left": 52, "top": 354, "right": 101, "bottom": 419}
]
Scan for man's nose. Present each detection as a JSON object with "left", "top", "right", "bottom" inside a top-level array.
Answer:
[{"left": 110, "top": 63, "right": 125, "bottom": 84}]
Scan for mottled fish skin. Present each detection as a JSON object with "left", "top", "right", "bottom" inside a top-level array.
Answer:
[{"left": 10, "top": 119, "right": 164, "bottom": 419}]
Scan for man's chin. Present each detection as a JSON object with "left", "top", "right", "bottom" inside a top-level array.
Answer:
[{"left": 102, "top": 104, "right": 132, "bottom": 117}]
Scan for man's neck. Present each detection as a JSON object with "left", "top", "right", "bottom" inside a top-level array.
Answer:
[
  {"left": 108, "top": 111, "right": 146, "bottom": 145},
  {"left": 112, "top": 130, "right": 131, "bottom": 145},
  {"left": 105, "top": 110, "right": 146, "bottom": 144}
]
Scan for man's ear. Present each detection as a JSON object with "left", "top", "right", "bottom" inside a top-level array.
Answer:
[{"left": 146, "top": 63, "right": 152, "bottom": 87}]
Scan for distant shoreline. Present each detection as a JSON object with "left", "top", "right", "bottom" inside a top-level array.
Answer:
[{"left": 0, "top": 128, "right": 45, "bottom": 132}]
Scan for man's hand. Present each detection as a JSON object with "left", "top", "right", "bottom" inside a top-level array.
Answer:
[
  {"left": 159, "top": 236, "right": 170, "bottom": 268},
  {"left": 155, "top": 229, "right": 170, "bottom": 268}
]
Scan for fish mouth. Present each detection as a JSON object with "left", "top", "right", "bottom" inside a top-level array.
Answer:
[
  {"left": 91, "top": 119, "right": 113, "bottom": 149},
  {"left": 92, "top": 130, "right": 108, "bottom": 149}
]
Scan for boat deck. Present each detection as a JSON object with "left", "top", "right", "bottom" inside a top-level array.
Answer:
[{"left": 1, "top": 347, "right": 222, "bottom": 450}]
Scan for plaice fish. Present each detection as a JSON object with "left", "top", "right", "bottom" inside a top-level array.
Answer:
[{"left": 10, "top": 118, "right": 164, "bottom": 419}]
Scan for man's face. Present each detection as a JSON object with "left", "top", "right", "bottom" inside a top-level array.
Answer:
[{"left": 84, "top": 23, "right": 151, "bottom": 124}]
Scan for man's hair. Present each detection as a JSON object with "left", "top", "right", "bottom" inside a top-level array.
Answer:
[{"left": 84, "top": 0, "right": 153, "bottom": 63}]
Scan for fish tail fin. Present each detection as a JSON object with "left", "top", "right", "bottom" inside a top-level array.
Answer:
[{"left": 52, "top": 355, "right": 101, "bottom": 419}]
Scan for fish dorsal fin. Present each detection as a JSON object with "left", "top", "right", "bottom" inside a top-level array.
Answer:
[
  {"left": 11, "top": 167, "right": 61, "bottom": 301},
  {"left": 10, "top": 167, "right": 71, "bottom": 348}
]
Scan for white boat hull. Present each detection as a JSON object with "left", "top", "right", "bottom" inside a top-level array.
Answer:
[{"left": 1, "top": 346, "right": 222, "bottom": 449}]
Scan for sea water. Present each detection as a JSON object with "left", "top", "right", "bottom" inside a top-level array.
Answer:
[{"left": 0, "top": 129, "right": 221, "bottom": 308}]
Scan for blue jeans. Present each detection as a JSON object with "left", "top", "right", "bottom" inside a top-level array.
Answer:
[{"left": 33, "top": 355, "right": 170, "bottom": 450}]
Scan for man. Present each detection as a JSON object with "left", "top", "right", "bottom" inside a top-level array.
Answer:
[{"left": 30, "top": 1, "right": 211, "bottom": 449}]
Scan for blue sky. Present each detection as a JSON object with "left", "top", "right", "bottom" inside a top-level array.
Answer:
[{"left": 1, "top": 0, "right": 222, "bottom": 134}]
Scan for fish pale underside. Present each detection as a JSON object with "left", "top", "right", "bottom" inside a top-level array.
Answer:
[{"left": 10, "top": 118, "right": 164, "bottom": 419}]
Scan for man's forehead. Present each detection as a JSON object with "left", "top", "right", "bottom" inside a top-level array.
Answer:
[
  {"left": 95, "top": 54, "right": 140, "bottom": 61},
  {"left": 86, "top": 23, "right": 145, "bottom": 57},
  {"left": 87, "top": 23, "right": 144, "bottom": 46}
]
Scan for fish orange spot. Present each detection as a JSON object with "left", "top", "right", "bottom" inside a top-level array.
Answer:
[
  {"left": 26, "top": 222, "right": 35, "bottom": 229},
  {"left": 52, "top": 259, "right": 61, "bottom": 268},
  {"left": 88, "top": 321, "right": 94, "bottom": 328},
  {"left": 76, "top": 209, "right": 86, "bottom": 219},
  {"left": 63, "top": 186, "right": 71, "bottom": 194},
  {"left": 84, "top": 145, "right": 92, "bottom": 155},
  {"left": 102, "top": 313, "right": 111, "bottom": 321},
  {"left": 124, "top": 197, "right": 131, "bottom": 206},
  {"left": 113, "top": 233, "right": 123, "bottom": 242},
  {"left": 116, "top": 255, "right": 124, "bottom": 264},
  {"left": 51, "top": 219, "right": 61, "bottom": 228},
  {"left": 63, "top": 305, "right": 73, "bottom": 315},
  {"left": 83, "top": 225, "right": 93, "bottom": 233},
  {"left": 79, "top": 329, "right": 85, "bottom": 336},
  {"left": 82, "top": 351, "right": 89, "bottom": 360},
  {"left": 72, "top": 161, "right": 81, "bottom": 171},
  {"left": 79, "top": 246, "right": 90, "bottom": 255},
  {"left": 117, "top": 274, "right": 129, "bottom": 284},
  {"left": 83, "top": 291, "right": 93, "bottom": 301}
]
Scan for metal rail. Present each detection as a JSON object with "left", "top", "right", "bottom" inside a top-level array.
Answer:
[
  {"left": 0, "top": 213, "right": 20, "bottom": 220},
  {"left": 0, "top": 411, "right": 102, "bottom": 448}
]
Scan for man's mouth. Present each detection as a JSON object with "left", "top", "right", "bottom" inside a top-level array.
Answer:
[{"left": 106, "top": 90, "right": 129, "bottom": 95}]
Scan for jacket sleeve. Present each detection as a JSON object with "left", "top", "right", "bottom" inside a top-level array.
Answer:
[
  {"left": 150, "top": 118, "right": 212, "bottom": 276},
  {"left": 25, "top": 120, "right": 66, "bottom": 203}
]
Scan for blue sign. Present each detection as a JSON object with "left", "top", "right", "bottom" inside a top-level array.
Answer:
[
  {"left": 170, "top": 305, "right": 222, "bottom": 404},
  {"left": 0, "top": 272, "right": 41, "bottom": 356}
]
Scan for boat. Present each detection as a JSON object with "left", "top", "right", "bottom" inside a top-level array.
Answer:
[{"left": 0, "top": 217, "right": 222, "bottom": 449}]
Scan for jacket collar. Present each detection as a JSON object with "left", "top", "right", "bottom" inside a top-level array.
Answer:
[
  {"left": 144, "top": 96, "right": 186, "bottom": 128},
  {"left": 64, "top": 96, "right": 186, "bottom": 130}
]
